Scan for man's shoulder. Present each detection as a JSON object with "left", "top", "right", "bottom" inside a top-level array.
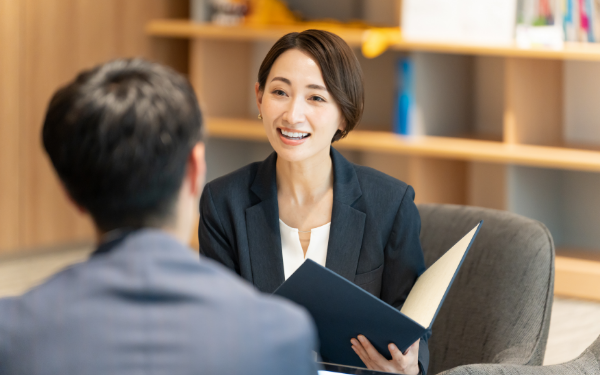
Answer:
[
  {"left": 0, "top": 255, "right": 318, "bottom": 374},
  {"left": 200, "top": 255, "right": 314, "bottom": 328}
]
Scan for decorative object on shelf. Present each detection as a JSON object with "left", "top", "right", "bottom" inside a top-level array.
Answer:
[
  {"left": 361, "top": 27, "right": 402, "bottom": 58},
  {"left": 191, "top": 0, "right": 211, "bottom": 23},
  {"left": 515, "top": 0, "right": 564, "bottom": 49},
  {"left": 210, "top": 0, "right": 249, "bottom": 26},
  {"left": 245, "top": 0, "right": 298, "bottom": 25}
]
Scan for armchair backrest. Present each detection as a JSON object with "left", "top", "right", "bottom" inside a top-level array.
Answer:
[
  {"left": 417, "top": 204, "right": 555, "bottom": 374},
  {"left": 441, "top": 335, "right": 600, "bottom": 374}
]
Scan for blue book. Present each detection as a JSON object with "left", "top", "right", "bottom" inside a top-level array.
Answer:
[
  {"left": 394, "top": 57, "right": 414, "bottom": 136},
  {"left": 275, "top": 222, "right": 483, "bottom": 367},
  {"left": 565, "top": 0, "right": 575, "bottom": 41},
  {"left": 587, "top": 0, "right": 595, "bottom": 42}
]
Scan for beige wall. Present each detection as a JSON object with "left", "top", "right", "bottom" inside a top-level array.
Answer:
[{"left": 0, "top": 0, "right": 189, "bottom": 253}]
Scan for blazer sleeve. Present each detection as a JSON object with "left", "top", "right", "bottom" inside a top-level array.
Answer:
[
  {"left": 260, "top": 298, "right": 320, "bottom": 375},
  {"left": 381, "top": 185, "right": 431, "bottom": 375},
  {"left": 198, "top": 183, "right": 239, "bottom": 274}
]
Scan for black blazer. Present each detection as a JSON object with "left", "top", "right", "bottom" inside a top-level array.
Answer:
[{"left": 199, "top": 147, "right": 430, "bottom": 374}]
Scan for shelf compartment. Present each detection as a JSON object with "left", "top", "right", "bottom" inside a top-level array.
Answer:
[
  {"left": 147, "top": 20, "right": 600, "bottom": 62},
  {"left": 206, "top": 118, "right": 600, "bottom": 173},
  {"left": 555, "top": 249, "right": 600, "bottom": 301}
]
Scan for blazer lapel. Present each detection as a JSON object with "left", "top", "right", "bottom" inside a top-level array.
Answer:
[
  {"left": 325, "top": 148, "right": 366, "bottom": 282},
  {"left": 246, "top": 152, "right": 285, "bottom": 293}
]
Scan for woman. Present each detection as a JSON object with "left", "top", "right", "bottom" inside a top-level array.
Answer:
[{"left": 199, "top": 29, "right": 428, "bottom": 375}]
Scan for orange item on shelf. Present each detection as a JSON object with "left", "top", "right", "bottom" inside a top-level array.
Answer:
[
  {"left": 245, "top": 0, "right": 298, "bottom": 25},
  {"left": 362, "top": 27, "right": 402, "bottom": 58}
]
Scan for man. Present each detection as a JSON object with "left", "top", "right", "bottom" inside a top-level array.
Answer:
[{"left": 0, "top": 59, "right": 318, "bottom": 375}]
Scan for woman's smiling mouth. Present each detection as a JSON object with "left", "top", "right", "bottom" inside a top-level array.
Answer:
[{"left": 278, "top": 128, "right": 311, "bottom": 140}]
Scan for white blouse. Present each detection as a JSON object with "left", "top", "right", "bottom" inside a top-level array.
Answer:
[{"left": 279, "top": 219, "right": 331, "bottom": 280}]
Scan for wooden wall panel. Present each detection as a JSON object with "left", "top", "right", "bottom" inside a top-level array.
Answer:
[
  {"left": 467, "top": 162, "right": 507, "bottom": 210},
  {"left": 189, "top": 39, "right": 252, "bottom": 118},
  {"left": 0, "top": 0, "right": 23, "bottom": 250},
  {"left": 20, "top": 0, "right": 93, "bottom": 250},
  {"left": 0, "top": 0, "right": 189, "bottom": 252},
  {"left": 409, "top": 157, "right": 468, "bottom": 205},
  {"left": 504, "top": 58, "right": 563, "bottom": 146}
]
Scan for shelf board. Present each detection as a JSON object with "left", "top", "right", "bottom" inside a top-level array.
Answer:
[
  {"left": 206, "top": 118, "right": 600, "bottom": 172},
  {"left": 146, "top": 19, "right": 365, "bottom": 45},
  {"left": 555, "top": 249, "right": 600, "bottom": 301},
  {"left": 147, "top": 20, "right": 600, "bottom": 61}
]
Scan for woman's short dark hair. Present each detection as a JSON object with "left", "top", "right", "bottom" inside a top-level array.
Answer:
[
  {"left": 42, "top": 58, "right": 203, "bottom": 232},
  {"left": 257, "top": 29, "right": 364, "bottom": 142}
]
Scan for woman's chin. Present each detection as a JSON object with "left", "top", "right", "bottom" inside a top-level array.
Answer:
[
  {"left": 274, "top": 143, "right": 333, "bottom": 165},
  {"left": 274, "top": 147, "right": 311, "bottom": 163}
]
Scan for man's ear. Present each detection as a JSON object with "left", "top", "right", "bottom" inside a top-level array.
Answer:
[
  {"left": 255, "top": 82, "right": 263, "bottom": 113},
  {"left": 187, "top": 142, "right": 206, "bottom": 196}
]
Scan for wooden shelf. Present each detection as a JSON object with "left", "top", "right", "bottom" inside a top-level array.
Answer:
[
  {"left": 146, "top": 19, "right": 365, "bottom": 45},
  {"left": 147, "top": 19, "right": 600, "bottom": 61},
  {"left": 206, "top": 118, "right": 600, "bottom": 173},
  {"left": 555, "top": 250, "right": 600, "bottom": 301}
]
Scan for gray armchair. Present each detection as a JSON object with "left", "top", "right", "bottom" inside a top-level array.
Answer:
[
  {"left": 417, "top": 204, "right": 555, "bottom": 374},
  {"left": 441, "top": 335, "right": 600, "bottom": 374}
]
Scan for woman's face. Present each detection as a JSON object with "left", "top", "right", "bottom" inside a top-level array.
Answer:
[{"left": 256, "top": 49, "right": 345, "bottom": 163}]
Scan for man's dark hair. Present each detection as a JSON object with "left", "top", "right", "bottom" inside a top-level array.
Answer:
[{"left": 43, "top": 58, "right": 203, "bottom": 232}]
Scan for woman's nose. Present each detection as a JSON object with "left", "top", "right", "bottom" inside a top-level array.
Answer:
[{"left": 283, "top": 98, "right": 306, "bottom": 125}]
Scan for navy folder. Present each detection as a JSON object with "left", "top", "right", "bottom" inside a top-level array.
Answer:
[{"left": 274, "top": 221, "right": 482, "bottom": 367}]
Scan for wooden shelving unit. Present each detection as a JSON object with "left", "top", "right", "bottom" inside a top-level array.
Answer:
[
  {"left": 207, "top": 118, "right": 600, "bottom": 173},
  {"left": 149, "top": 20, "right": 600, "bottom": 302},
  {"left": 147, "top": 19, "right": 600, "bottom": 61},
  {"left": 555, "top": 251, "right": 600, "bottom": 301}
]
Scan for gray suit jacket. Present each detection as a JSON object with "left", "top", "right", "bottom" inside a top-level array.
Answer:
[
  {"left": 199, "top": 147, "right": 430, "bottom": 374},
  {"left": 0, "top": 229, "right": 319, "bottom": 375}
]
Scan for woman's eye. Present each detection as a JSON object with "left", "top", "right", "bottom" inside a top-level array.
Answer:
[
  {"left": 272, "top": 89, "right": 286, "bottom": 96},
  {"left": 310, "top": 96, "right": 325, "bottom": 102}
]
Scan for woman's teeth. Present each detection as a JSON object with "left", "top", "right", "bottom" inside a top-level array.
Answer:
[{"left": 281, "top": 129, "right": 309, "bottom": 139}]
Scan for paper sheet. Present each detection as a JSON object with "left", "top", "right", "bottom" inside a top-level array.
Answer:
[{"left": 400, "top": 223, "right": 480, "bottom": 328}]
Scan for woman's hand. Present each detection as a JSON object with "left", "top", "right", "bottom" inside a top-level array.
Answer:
[{"left": 351, "top": 335, "right": 420, "bottom": 374}]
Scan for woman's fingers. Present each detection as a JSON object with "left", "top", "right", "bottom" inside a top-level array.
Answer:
[
  {"left": 388, "top": 340, "right": 420, "bottom": 375},
  {"left": 388, "top": 342, "right": 404, "bottom": 361},
  {"left": 389, "top": 339, "right": 419, "bottom": 361},
  {"left": 357, "top": 335, "right": 387, "bottom": 363},
  {"left": 351, "top": 338, "right": 376, "bottom": 369},
  {"left": 351, "top": 336, "right": 420, "bottom": 374}
]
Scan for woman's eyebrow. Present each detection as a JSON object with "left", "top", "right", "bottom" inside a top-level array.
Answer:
[
  {"left": 271, "top": 77, "right": 291, "bottom": 85},
  {"left": 307, "top": 84, "right": 327, "bottom": 91},
  {"left": 270, "top": 77, "right": 327, "bottom": 91}
]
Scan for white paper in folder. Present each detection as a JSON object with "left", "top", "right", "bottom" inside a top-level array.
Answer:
[{"left": 402, "top": 0, "right": 517, "bottom": 45}]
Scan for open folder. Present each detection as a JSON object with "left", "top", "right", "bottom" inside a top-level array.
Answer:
[{"left": 274, "top": 221, "right": 482, "bottom": 367}]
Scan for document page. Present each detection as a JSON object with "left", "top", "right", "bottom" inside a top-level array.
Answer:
[{"left": 400, "top": 223, "right": 481, "bottom": 328}]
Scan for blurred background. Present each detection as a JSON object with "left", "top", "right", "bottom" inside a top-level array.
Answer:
[{"left": 1, "top": 0, "right": 600, "bottom": 365}]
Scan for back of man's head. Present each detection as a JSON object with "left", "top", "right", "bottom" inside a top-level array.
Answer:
[{"left": 43, "top": 58, "right": 203, "bottom": 233}]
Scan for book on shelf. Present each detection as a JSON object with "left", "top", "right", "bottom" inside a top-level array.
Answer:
[
  {"left": 402, "top": 0, "right": 518, "bottom": 45},
  {"left": 394, "top": 57, "right": 414, "bottom": 136},
  {"left": 402, "top": 0, "right": 600, "bottom": 47},
  {"left": 515, "top": 0, "right": 564, "bottom": 48},
  {"left": 274, "top": 222, "right": 483, "bottom": 367}
]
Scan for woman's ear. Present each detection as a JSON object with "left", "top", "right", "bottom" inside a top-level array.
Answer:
[
  {"left": 338, "top": 118, "right": 347, "bottom": 132},
  {"left": 255, "top": 82, "right": 263, "bottom": 113}
]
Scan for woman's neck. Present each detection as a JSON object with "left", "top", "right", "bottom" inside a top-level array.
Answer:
[{"left": 276, "top": 147, "right": 333, "bottom": 205}]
